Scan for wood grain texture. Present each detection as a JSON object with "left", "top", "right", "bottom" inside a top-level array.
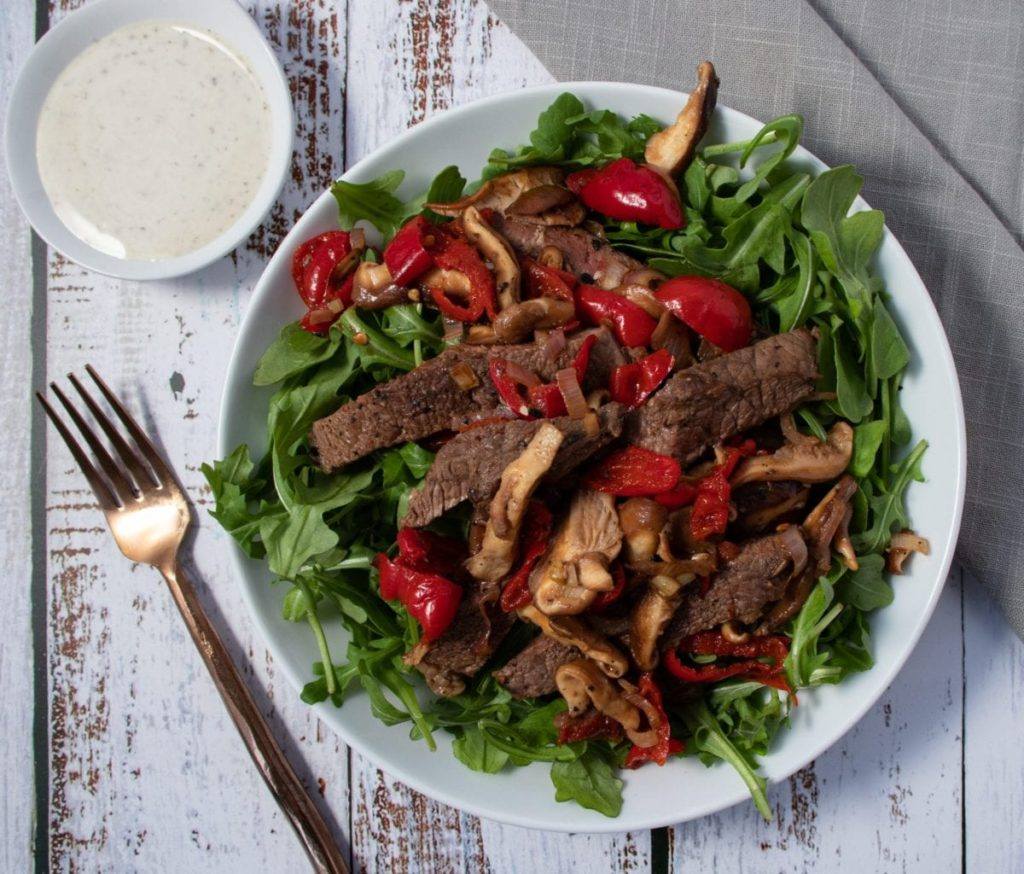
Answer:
[
  {"left": 0, "top": 3, "right": 38, "bottom": 872},
  {"left": 3, "top": 0, "right": 1022, "bottom": 870}
]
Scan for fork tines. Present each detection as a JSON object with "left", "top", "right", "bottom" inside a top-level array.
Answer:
[{"left": 37, "top": 366, "right": 173, "bottom": 510}]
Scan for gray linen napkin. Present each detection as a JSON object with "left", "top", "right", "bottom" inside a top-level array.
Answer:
[{"left": 487, "top": 0, "right": 1024, "bottom": 636}]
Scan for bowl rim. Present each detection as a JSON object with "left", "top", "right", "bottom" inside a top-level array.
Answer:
[
  {"left": 3, "top": 0, "right": 293, "bottom": 281},
  {"left": 217, "top": 80, "right": 967, "bottom": 832}
]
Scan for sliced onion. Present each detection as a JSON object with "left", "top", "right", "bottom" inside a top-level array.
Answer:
[
  {"left": 544, "top": 326, "right": 567, "bottom": 363},
  {"left": 556, "top": 367, "right": 588, "bottom": 419},
  {"left": 504, "top": 359, "right": 542, "bottom": 388},
  {"left": 443, "top": 316, "right": 464, "bottom": 343},
  {"left": 650, "top": 310, "right": 675, "bottom": 348},
  {"left": 450, "top": 362, "right": 480, "bottom": 391}
]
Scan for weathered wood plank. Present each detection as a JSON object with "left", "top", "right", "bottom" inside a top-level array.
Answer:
[
  {"left": 963, "top": 569, "right": 1024, "bottom": 874},
  {"left": 669, "top": 570, "right": 965, "bottom": 873},
  {"left": 344, "top": 4, "right": 649, "bottom": 871},
  {"left": 41, "top": 1, "right": 352, "bottom": 870},
  {"left": 0, "top": 2, "right": 39, "bottom": 872}
]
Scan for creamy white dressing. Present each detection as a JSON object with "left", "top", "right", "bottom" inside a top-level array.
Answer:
[{"left": 35, "top": 20, "right": 272, "bottom": 261}]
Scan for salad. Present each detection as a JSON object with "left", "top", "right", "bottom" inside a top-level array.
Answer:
[{"left": 204, "top": 62, "right": 930, "bottom": 819}]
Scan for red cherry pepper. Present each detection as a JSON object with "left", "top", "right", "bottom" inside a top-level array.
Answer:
[
  {"left": 663, "top": 631, "right": 792, "bottom": 694},
  {"left": 527, "top": 383, "right": 567, "bottom": 418},
  {"left": 656, "top": 276, "right": 753, "bottom": 353},
  {"left": 384, "top": 215, "right": 436, "bottom": 287},
  {"left": 690, "top": 439, "right": 756, "bottom": 540},
  {"left": 499, "top": 502, "right": 553, "bottom": 612},
  {"left": 623, "top": 673, "right": 685, "bottom": 768},
  {"left": 608, "top": 349, "right": 675, "bottom": 409},
  {"left": 374, "top": 553, "right": 463, "bottom": 642},
  {"left": 582, "top": 445, "right": 682, "bottom": 497},
  {"left": 567, "top": 158, "right": 684, "bottom": 230},
  {"left": 428, "top": 232, "right": 497, "bottom": 321},
  {"left": 291, "top": 230, "right": 351, "bottom": 299},
  {"left": 653, "top": 481, "right": 698, "bottom": 509},
  {"left": 395, "top": 528, "right": 466, "bottom": 579},
  {"left": 488, "top": 359, "right": 534, "bottom": 419},
  {"left": 509, "top": 333, "right": 598, "bottom": 420},
  {"left": 576, "top": 285, "right": 658, "bottom": 348}
]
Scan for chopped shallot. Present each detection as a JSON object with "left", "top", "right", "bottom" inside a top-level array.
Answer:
[
  {"left": 449, "top": 362, "right": 479, "bottom": 391},
  {"left": 556, "top": 367, "right": 588, "bottom": 419}
]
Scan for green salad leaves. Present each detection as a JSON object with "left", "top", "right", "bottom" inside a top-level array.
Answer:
[{"left": 205, "top": 93, "right": 925, "bottom": 819}]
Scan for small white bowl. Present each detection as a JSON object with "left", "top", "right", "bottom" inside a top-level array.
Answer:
[{"left": 4, "top": 0, "right": 293, "bottom": 280}]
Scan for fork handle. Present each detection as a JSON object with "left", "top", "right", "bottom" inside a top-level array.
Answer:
[{"left": 160, "top": 561, "right": 348, "bottom": 874}]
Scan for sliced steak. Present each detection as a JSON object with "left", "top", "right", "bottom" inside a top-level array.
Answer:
[
  {"left": 493, "top": 634, "right": 579, "bottom": 699},
  {"left": 310, "top": 328, "right": 622, "bottom": 472},
  {"left": 626, "top": 330, "right": 818, "bottom": 461},
  {"left": 414, "top": 581, "right": 513, "bottom": 697},
  {"left": 494, "top": 216, "right": 642, "bottom": 289},
  {"left": 403, "top": 404, "right": 625, "bottom": 528},
  {"left": 663, "top": 526, "right": 808, "bottom": 648}
]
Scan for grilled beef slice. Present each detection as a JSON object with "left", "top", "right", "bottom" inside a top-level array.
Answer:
[
  {"left": 309, "top": 328, "right": 623, "bottom": 472},
  {"left": 493, "top": 634, "right": 579, "bottom": 699},
  {"left": 626, "top": 329, "right": 818, "bottom": 461},
  {"left": 494, "top": 217, "right": 643, "bottom": 289},
  {"left": 663, "top": 526, "right": 808, "bottom": 648},
  {"left": 403, "top": 404, "right": 625, "bottom": 528},
  {"left": 414, "top": 581, "right": 513, "bottom": 697}
]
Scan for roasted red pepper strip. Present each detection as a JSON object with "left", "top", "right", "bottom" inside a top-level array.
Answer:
[
  {"left": 396, "top": 528, "right": 466, "bottom": 579},
  {"left": 489, "top": 359, "right": 535, "bottom": 419},
  {"left": 499, "top": 503, "right": 553, "bottom": 612},
  {"left": 608, "top": 349, "right": 674, "bottom": 408},
  {"left": 374, "top": 553, "right": 463, "bottom": 642},
  {"left": 568, "top": 158, "right": 684, "bottom": 230},
  {"left": 527, "top": 383, "right": 567, "bottom": 418},
  {"left": 522, "top": 256, "right": 577, "bottom": 302},
  {"left": 582, "top": 445, "right": 682, "bottom": 497},
  {"left": 663, "top": 631, "right": 793, "bottom": 693},
  {"left": 591, "top": 563, "right": 626, "bottom": 611},
  {"left": 429, "top": 232, "right": 497, "bottom": 321},
  {"left": 653, "top": 481, "right": 698, "bottom": 509},
  {"left": 656, "top": 276, "right": 753, "bottom": 353},
  {"left": 299, "top": 271, "right": 355, "bottom": 335},
  {"left": 572, "top": 333, "right": 598, "bottom": 383},
  {"left": 576, "top": 285, "right": 658, "bottom": 348},
  {"left": 623, "top": 673, "right": 684, "bottom": 768},
  {"left": 384, "top": 215, "right": 435, "bottom": 287},
  {"left": 689, "top": 439, "right": 757, "bottom": 540},
  {"left": 556, "top": 710, "right": 624, "bottom": 744}
]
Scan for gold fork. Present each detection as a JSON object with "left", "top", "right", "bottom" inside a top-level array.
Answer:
[{"left": 38, "top": 366, "right": 348, "bottom": 874}]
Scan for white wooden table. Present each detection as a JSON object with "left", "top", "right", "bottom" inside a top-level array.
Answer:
[{"left": 3, "top": 1, "right": 1023, "bottom": 871}]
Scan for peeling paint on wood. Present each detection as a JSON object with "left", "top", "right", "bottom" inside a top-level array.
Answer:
[{"left": 4, "top": 0, "right": 1023, "bottom": 871}]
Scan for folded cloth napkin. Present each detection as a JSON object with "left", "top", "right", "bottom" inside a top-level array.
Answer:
[{"left": 487, "top": 0, "right": 1024, "bottom": 637}]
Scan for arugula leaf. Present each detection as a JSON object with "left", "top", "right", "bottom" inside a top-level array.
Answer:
[
  {"left": 331, "top": 170, "right": 406, "bottom": 239},
  {"left": 201, "top": 446, "right": 269, "bottom": 558},
  {"left": 682, "top": 699, "right": 771, "bottom": 821},
  {"left": 254, "top": 322, "right": 344, "bottom": 387},
  {"left": 259, "top": 505, "right": 338, "bottom": 579},
  {"left": 551, "top": 746, "right": 624, "bottom": 818},
  {"left": 854, "top": 439, "right": 928, "bottom": 553},
  {"left": 837, "top": 553, "right": 892, "bottom": 611},
  {"left": 453, "top": 725, "right": 510, "bottom": 774},
  {"left": 850, "top": 420, "right": 887, "bottom": 478},
  {"left": 734, "top": 114, "right": 803, "bottom": 203},
  {"left": 869, "top": 303, "right": 910, "bottom": 381},
  {"left": 785, "top": 574, "right": 844, "bottom": 688},
  {"left": 775, "top": 230, "right": 817, "bottom": 331}
]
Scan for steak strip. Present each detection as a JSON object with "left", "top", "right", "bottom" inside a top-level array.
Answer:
[
  {"left": 403, "top": 404, "right": 625, "bottom": 529},
  {"left": 626, "top": 329, "right": 818, "bottom": 461},
  {"left": 310, "top": 328, "right": 622, "bottom": 472},
  {"left": 663, "top": 526, "right": 808, "bottom": 648},
  {"left": 493, "top": 634, "right": 580, "bottom": 699}
]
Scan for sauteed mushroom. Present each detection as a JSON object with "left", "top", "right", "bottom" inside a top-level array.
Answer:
[
  {"left": 555, "top": 660, "right": 651, "bottom": 744},
  {"left": 462, "top": 205, "right": 521, "bottom": 310},
  {"left": 629, "top": 572, "right": 694, "bottom": 670},
  {"left": 426, "top": 167, "right": 565, "bottom": 216},
  {"left": 618, "top": 498, "right": 668, "bottom": 562},
  {"left": 520, "top": 605, "right": 629, "bottom": 677},
  {"left": 802, "top": 475, "right": 859, "bottom": 573},
  {"left": 532, "top": 489, "right": 623, "bottom": 615},
  {"left": 466, "top": 422, "right": 564, "bottom": 581},
  {"left": 351, "top": 261, "right": 411, "bottom": 309},
  {"left": 731, "top": 421, "right": 854, "bottom": 487},
  {"left": 492, "top": 297, "right": 575, "bottom": 344},
  {"left": 645, "top": 61, "right": 719, "bottom": 176}
]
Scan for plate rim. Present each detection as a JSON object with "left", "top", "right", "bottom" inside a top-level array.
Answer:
[{"left": 217, "top": 80, "right": 967, "bottom": 832}]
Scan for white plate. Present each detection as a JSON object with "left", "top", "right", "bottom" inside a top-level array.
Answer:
[
  {"left": 218, "top": 82, "right": 966, "bottom": 832},
  {"left": 4, "top": 0, "right": 292, "bottom": 281}
]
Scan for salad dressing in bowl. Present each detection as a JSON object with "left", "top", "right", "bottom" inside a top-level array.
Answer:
[{"left": 34, "top": 19, "right": 272, "bottom": 261}]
